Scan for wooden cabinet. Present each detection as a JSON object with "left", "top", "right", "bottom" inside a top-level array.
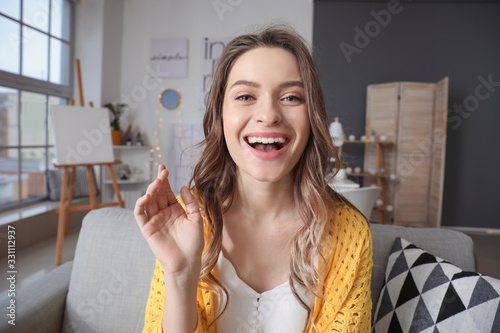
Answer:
[
  {"left": 101, "top": 146, "right": 153, "bottom": 208},
  {"left": 363, "top": 77, "right": 449, "bottom": 227}
]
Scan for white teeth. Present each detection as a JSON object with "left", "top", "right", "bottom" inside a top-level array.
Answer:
[{"left": 247, "top": 136, "right": 286, "bottom": 144}]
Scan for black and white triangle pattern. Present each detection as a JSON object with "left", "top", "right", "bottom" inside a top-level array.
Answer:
[{"left": 372, "top": 238, "right": 500, "bottom": 333}]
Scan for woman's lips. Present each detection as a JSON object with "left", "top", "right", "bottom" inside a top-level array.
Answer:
[{"left": 244, "top": 132, "right": 290, "bottom": 160}]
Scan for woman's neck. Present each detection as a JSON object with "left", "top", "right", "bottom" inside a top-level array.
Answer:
[{"left": 226, "top": 170, "right": 300, "bottom": 228}]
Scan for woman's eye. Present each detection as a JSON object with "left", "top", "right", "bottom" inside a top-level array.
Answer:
[
  {"left": 282, "top": 95, "right": 303, "bottom": 102},
  {"left": 236, "top": 94, "right": 254, "bottom": 101}
]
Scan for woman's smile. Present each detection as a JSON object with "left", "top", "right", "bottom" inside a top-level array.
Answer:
[{"left": 244, "top": 132, "right": 291, "bottom": 160}]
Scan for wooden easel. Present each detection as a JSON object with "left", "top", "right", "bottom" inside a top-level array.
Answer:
[{"left": 55, "top": 59, "right": 124, "bottom": 265}]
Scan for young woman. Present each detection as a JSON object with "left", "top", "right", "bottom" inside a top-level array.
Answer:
[{"left": 135, "top": 26, "right": 373, "bottom": 333}]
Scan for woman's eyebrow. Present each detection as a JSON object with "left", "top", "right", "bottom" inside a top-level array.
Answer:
[
  {"left": 228, "top": 80, "right": 260, "bottom": 90},
  {"left": 228, "top": 80, "right": 304, "bottom": 90},
  {"left": 279, "top": 81, "right": 304, "bottom": 89}
]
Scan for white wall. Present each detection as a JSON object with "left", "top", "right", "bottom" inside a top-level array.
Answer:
[
  {"left": 76, "top": 0, "right": 313, "bottom": 191},
  {"left": 73, "top": 0, "right": 104, "bottom": 106},
  {"left": 73, "top": 0, "right": 124, "bottom": 106},
  {"left": 101, "top": 0, "right": 124, "bottom": 105}
]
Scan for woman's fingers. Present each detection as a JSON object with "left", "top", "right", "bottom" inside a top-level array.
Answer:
[
  {"left": 138, "top": 167, "right": 178, "bottom": 221},
  {"left": 156, "top": 169, "right": 171, "bottom": 209},
  {"left": 134, "top": 193, "right": 150, "bottom": 227},
  {"left": 180, "top": 186, "right": 203, "bottom": 221},
  {"left": 138, "top": 168, "right": 196, "bottom": 228},
  {"left": 157, "top": 168, "right": 178, "bottom": 210},
  {"left": 145, "top": 178, "right": 160, "bottom": 216},
  {"left": 157, "top": 164, "right": 166, "bottom": 178}
]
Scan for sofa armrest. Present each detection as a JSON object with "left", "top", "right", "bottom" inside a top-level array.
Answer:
[{"left": 0, "top": 261, "right": 72, "bottom": 333}]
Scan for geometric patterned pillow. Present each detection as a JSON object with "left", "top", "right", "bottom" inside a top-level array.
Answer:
[{"left": 372, "top": 237, "right": 500, "bottom": 333}]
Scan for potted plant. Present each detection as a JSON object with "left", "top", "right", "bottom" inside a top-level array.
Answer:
[{"left": 104, "top": 103, "right": 127, "bottom": 145}]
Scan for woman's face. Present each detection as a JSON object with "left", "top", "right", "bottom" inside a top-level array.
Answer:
[{"left": 222, "top": 47, "right": 310, "bottom": 184}]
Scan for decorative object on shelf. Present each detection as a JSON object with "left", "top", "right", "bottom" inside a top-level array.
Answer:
[
  {"left": 329, "top": 117, "right": 345, "bottom": 147},
  {"left": 354, "top": 166, "right": 362, "bottom": 173},
  {"left": 104, "top": 102, "right": 128, "bottom": 145},
  {"left": 135, "top": 132, "right": 144, "bottom": 146},
  {"left": 159, "top": 88, "right": 181, "bottom": 110},
  {"left": 121, "top": 125, "right": 134, "bottom": 146},
  {"left": 329, "top": 117, "right": 345, "bottom": 159},
  {"left": 118, "top": 164, "right": 132, "bottom": 180},
  {"left": 364, "top": 126, "right": 372, "bottom": 142},
  {"left": 348, "top": 134, "right": 356, "bottom": 141}
]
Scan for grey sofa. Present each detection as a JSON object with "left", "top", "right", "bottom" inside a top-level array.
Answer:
[{"left": 0, "top": 207, "right": 475, "bottom": 333}]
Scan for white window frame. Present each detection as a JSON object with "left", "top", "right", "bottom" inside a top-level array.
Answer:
[{"left": 0, "top": 0, "right": 74, "bottom": 211}]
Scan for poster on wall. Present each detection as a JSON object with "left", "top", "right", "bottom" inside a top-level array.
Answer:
[
  {"left": 199, "top": 37, "right": 232, "bottom": 109},
  {"left": 149, "top": 37, "right": 188, "bottom": 78}
]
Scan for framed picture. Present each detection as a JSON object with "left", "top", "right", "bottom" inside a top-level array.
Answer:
[{"left": 149, "top": 37, "right": 188, "bottom": 78}]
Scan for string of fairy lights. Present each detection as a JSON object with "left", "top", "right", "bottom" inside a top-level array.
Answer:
[{"left": 148, "top": 89, "right": 184, "bottom": 179}]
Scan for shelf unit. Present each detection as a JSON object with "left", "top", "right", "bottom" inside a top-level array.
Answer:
[
  {"left": 342, "top": 139, "right": 393, "bottom": 224},
  {"left": 101, "top": 146, "right": 153, "bottom": 209}
]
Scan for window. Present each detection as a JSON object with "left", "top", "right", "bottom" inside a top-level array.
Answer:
[{"left": 0, "top": 0, "right": 73, "bottom": 209}]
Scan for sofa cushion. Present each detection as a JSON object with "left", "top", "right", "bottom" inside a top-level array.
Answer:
[
  {"left": 372, "top": 237, "right": 500, "bottom": 333},
  {"left": 62, "top": 208, "right": 156, "bottom": 333},
  {"left": 369, "top": 223, "right": 475, "bottom": 307}
]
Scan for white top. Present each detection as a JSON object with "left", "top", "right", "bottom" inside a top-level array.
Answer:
[{"left": 212, "top": 252, "right": 315, "bottom": 333}]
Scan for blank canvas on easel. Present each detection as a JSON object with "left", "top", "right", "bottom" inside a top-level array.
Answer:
[{"left": 51, "top": 105, "right": 114, "bottom": 165}]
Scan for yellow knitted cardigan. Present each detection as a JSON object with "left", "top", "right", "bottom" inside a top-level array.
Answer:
[{"left": 142, "top": 204, "right": 373, "bottom": 332}]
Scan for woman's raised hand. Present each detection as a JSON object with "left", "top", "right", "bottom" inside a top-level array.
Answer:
[{"left": 134, "top": 164, "right": 205, "bottom": 278}]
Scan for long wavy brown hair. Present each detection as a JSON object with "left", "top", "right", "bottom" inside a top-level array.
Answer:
[{"left": 189, "top": 25, "right": 344, "bottom": 331}]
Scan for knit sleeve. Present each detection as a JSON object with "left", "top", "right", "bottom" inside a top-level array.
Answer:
[
  {"left": 142, "top": 259, "right": 165, "bottom": 333},
  {"left": 311, "top": 206, "right": 373, "bottom": 333},
  {"left": 142, "top": 259, "right": 212, "bottom": 333}
]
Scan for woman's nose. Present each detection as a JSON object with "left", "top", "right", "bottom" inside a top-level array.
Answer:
[{"left": 255, "top": 97, "right": 282, "bottom": 126}]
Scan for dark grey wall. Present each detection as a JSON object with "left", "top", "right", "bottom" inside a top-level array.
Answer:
[{"left": 313, "top": 1, "right": 500, "bottom": 228}]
